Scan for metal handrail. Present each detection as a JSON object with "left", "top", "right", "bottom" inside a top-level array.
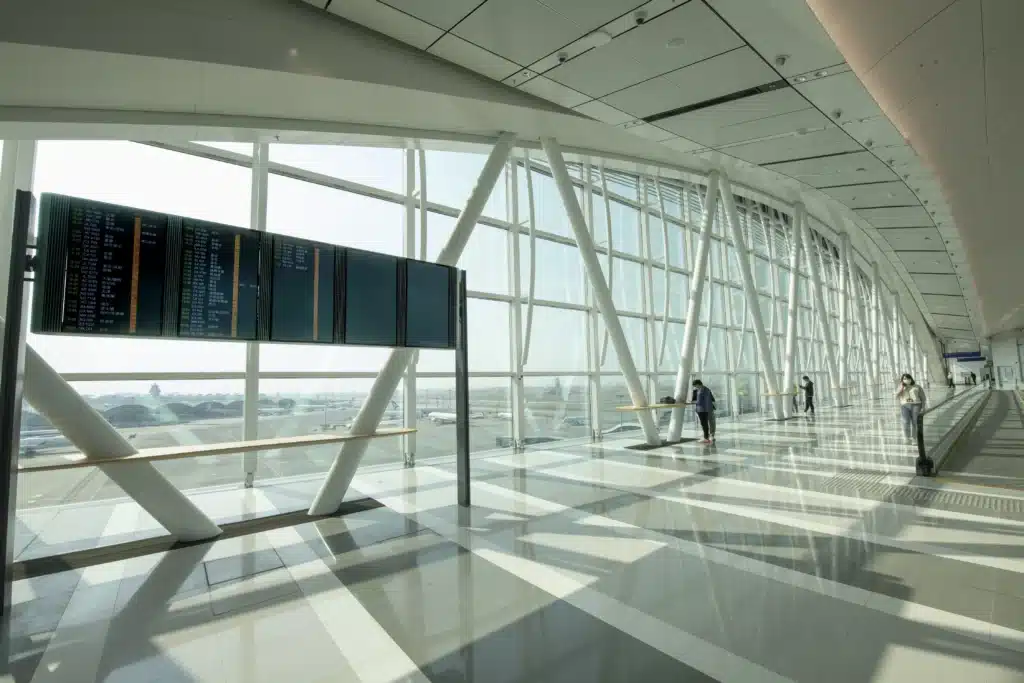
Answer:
[{"left": 914, "top": 383, "right": 988, "bottom": 476}]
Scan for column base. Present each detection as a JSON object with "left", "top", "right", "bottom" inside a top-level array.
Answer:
[{"left": 624, "top": 437, "right": 699, "bottom": 451}]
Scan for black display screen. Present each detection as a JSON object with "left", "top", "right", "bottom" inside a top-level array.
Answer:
[
  {"left": 270, "top": 236, "right": 336, "bottom": 343},
  {"left": 59, "top": 198, "right": 166, "bottom": 336},
  {"left": 405, "top": 259, "right": 453, "bottom": 348},
  {"left": 178, "top": 220, "right": 260, "bottom": 340},
  {"left": 344, "top": 249, "right": 399, "bottom": 346}
]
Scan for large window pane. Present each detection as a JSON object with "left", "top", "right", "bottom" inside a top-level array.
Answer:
[
  {"left": 523, "top": 376, "right": 590, "bottom": 443},
  {"left": 650, "top": 268, "right": 688, "bottom": 319},
  {"left": 416, "top": 377, "right": 512, "bottom": 458},
  {"left": 525, "top": 237, "right": 585, "bottom": 305},
  {"left": 524, "top": 306, "right": 587, "bottom": 372},
  {"left": 419, "top": 298, "right": 510, "bottom": 373},
  {"left": 426, "top": 150, "right": 507, "bottom": 220},
  {"left": 270, "top": 144, "right": 403, "bottom": 194},
  {"left": 429, "top": 213, "right": 508, "bottom": 295},
  {"left": 608, "top": 200, "right": 641, "bottom": 255},
  {"left": 601, "top": 315, "right": 647, "bottom": 373}
]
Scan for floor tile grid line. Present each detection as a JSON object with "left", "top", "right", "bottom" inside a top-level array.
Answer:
[
  {"left": 519, "top": 461, "right": 1024, "bottom": 575},
  {"left": 28, "top": 510, "right": 132, "bottom": 683},
  {"left": 356, "top": 467, "right": 1023, "bottom": 654},
  {"left": 263, "top": 524, "right": 432, "bottom": 683}
]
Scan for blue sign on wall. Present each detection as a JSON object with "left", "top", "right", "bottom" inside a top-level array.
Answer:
[{"left": 943, "top": 351, "right": 983, "bottom": 359}]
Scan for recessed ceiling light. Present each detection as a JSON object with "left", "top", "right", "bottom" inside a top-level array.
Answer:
[
  {"left": 795, "top": 75, "right": 807, "bottom": 83},
  {"left": 666, "top": 37, "right": 686, "bottom": 48},
  {"left": 815, "top": 70, "right": 828, "bottom": 77},
  {"left": 583, "top": 30, "right": 613, "bottom": 49},
  {"left": 856, "top": 167, "right": 867, "bottom": 172}
]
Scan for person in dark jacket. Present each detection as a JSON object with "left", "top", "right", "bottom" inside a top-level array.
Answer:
[
  {"left": 801, "top": 375, "right": 815, "bottom": 416},
  {"left": 691, "top": 379, "right": 715, "bottom": 444}
]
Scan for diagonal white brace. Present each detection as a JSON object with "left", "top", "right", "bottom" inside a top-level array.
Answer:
[{"left": 308, "top": 133, "right": 516, "bottom": 516}]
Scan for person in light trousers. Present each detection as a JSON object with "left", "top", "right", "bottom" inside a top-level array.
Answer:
[{"left": 896, "top": 373, "right": 927, "bottom": 442}]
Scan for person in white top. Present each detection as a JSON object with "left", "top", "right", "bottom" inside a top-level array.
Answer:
[{"left": 896, "top": 373, "right": 927, "bottom": 442}]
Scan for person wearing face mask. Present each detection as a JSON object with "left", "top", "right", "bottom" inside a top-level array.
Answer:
[
  {"left": 691, "top": 379, "right": 716, "bottom": 444},
  {"left": 800, "top": 375, "right": 815, "bottom": 416},
  {"left": 896, "top": 373, "right": 927, "bottom": 442}
]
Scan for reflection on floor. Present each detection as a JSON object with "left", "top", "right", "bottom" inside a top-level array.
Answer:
[
  {"left": 943, "top": 390, "right": 1024, "bottom": 488},
  {"left": 10, "top": 401, "right": 1024, "bottom": 682}
]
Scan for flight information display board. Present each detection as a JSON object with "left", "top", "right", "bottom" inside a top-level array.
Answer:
[
  {"left": 31, "top": 193, "right": 459, "bottom": 350},
  {"left": 32, "top": 195, "right": 169, "bottom": 336},
  {"left": 405, "top": 259, "right": 455, "bottom": 349},
  {"left": 178, "top": 220, "right": 261, "bottom": 340},
  {"left": 270, "top": 235, "right": 337, "bottom": 343},
  {"left": 343, "top": 249, "right": 400, "bottom": 347}
]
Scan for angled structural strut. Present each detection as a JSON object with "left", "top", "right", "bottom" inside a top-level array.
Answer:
[
  {"left": 802, "top": 218, "right": 841, "bottom": 405},
  {"left": 782, "top": 203, "right": 805, "bottom": 417},
  {"left": 309, "top": 133, "right": 516, "bottom": 515},
  {"left": 667, "top": 171, "right": 721, "bottom": 441},
  {"left": 541, "top": 138, "right": 660, "bottom": 446}
]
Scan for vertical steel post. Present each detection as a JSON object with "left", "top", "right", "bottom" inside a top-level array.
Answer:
[
  {"left": 720, "top": 178, "right": 784, "bottom": 420},
  {"left": 837, "top": 232, "right": 850, "bottom": 405},
  {"left": 871, "top": 262, "right": 881, "bottom": 397},
  {"left": 541, "top": 138, "right": 659, "bottom": 445},
  {"left": 243, "top": 142, "right": 268, "bottom": 486},
  {"left": 455, "top": 271, "right": 470, "bottom": 506},
  {"left": 667, "top": 172, "right": 721, "bottom": 441},
  {"left": 309, "top": 133, "right": 515, "bottom": 515},
  {"left": 403, "top": 147, "right": 418, "bottom": 465},
  {"left": 782, "top": 203, "right": 804, "bottom": 417},
  {"left": 893, "top": 291, "right": 903, "bottom": 375},
  {"left": 507, "top": 158, "right": 526, "bottom": 450}
]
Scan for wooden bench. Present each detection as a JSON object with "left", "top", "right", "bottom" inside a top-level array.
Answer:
[
  {"left": 615, "top": 403, "right": 684, "bottom": 411},
  {"left": 18, "top": 428, "right": 416, "bottom": 473}
]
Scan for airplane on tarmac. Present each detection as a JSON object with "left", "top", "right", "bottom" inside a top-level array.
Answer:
[{"left": 427, "top": 412, "right": 457, "bottom": 425}]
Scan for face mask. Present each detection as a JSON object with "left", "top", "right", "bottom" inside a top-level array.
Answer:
[{"left": 902, "top": 379, "right": 910, "bottom": 385}]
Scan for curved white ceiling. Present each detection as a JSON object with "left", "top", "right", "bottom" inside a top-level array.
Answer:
[{"left": 806, "top": 0, "right": 1021, "bottom": 340}]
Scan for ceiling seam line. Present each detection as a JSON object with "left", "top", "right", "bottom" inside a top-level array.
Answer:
[{"left": 423, "top": 0, "right": 491, "bottom": 52}]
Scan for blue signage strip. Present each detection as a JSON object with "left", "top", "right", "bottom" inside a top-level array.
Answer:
[{"left": 944, "top": 351, "right": 982, "bottom": 359}]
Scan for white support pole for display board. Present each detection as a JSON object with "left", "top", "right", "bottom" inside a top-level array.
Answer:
[
  {"left": 720, "top": 177, "right": 784, "bottom": 420},
  {"left": 667, "top": 172, "right": 721, "bottom": 442},
  {"left": 0, "top": 142, "right": 35, "bottom": 308},
  {"left": 541, "top": 138, "right": 660, "bottom": 446},
  {"left": 309, "top": 133, "right": 516, "bottom": 516},
  {"left": 243, "top": 142, "right": 269, "bottom": 487},
  {"left": 781, "top": 203, "right": 804, "bottom": 418},
  {"left": 17, "top": 342, "right": 223, "bottom": 540},
  {"left": 403, "top": 147, "right": 419, "bottom": 465},
  {"left": 802, "top": 219, "right": 841, "bottom": 405}
]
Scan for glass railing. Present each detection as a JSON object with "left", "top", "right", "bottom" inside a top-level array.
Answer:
[{"left": 915, "top": 383, "right": 989, "bottom": 475}]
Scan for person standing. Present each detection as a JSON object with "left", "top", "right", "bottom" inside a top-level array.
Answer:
[
  {"left": 801, "top": 375, "right": 815, "bottom": 416},
  {"left": 896, "top": 373, "right": 927, "bottom": 442},
  {"left": 970, "top": 371, "right": 977, "bottom": 385},
  {"left": 947, "top": 369, "right": 954, "bottom": 388},
  {"left": 691, "top": 379, "right": 715, "bottom": 445}
]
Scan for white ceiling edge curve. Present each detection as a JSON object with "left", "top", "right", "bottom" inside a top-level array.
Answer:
[{"left": 0, "top": 41, "right": 945, "bottom": 377}]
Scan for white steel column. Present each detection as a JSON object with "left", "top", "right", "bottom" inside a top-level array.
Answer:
[
  {"left": 893, "top": 292, "right": 903, "bottom": 374},
  {"left": 803, "top": 220, "right": 841, "bottom": 404},
  {"left": 871, "top": 262, "right": 881, "bottom": 395},
  {"left": 541, "top": 138, "right": 660, "bottom": 445},
  {"left": 851, "top": 271, "right": 873, "bottom": 400},
  {"left": 667, "top": 172, "right": 721, "bottom": 441},
  {"left": 507, "top": 157, "right": 527, "bottom": 449},
  {"left": 19, "top": 343, "right": 222, "bottom": 540},
  {"left": 837, "top": 232, "right": 850, "bottom": 405},
  {"left": 720, "top": 178, "right": 783, "bottom": 420},
  {"left": 309, "top": 133, "right": 516, "bottom": 515},
  {"left": 402, "top": 147, "right": 418, "bottom": 465},
  {"left": 243, "top": 142, "right": 269, "bottom": 487},
  {"left": 782, "top": 203, "right": 804, "bottom": 418}
]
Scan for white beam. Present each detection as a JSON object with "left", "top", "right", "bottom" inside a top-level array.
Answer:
[
  {"left": 19, "top": 341, "right": 221, "bottom": 540},
  {"left": 803, "top": 218, "right": 841, "bottom": 404},
  {"left": 781, "top": 203, "right": 804, "bottom": 417},
  {"left": 308, "top": 132, "right": 516, "bottom": 515},
  {"left": 541, "top": 137, "right": 660, "bottom": 446},
  {"left": 668, "top": 172, "right": 721, "bottom": 441},
  {"left": 720, "top": 177, "right": 783, "bottom": 420}
]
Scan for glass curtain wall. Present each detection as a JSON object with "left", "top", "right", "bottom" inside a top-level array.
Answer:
[{"left": 9, "top": 139, "right": 918, "bottom": 515}]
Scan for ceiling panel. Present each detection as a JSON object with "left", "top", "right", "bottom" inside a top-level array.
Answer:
[
  {"left": 572, "top": 99, "right": 634, "bottom": 125},
  {"left": 803, "top": 167, "right": 900, "bottom": 187},
  {"left": 936, "top": 327, "right": 976, "bottom": 339},
  {"left": 912, "top": 273, "right": 963, "bottom": 296},
  {"left": 327, "top": 0, "right": 444, "bottom": 49},
  {"left": 705, "top": 0, "right": 844, "bottom": 76},
  {"left": 515, "top": 75, "right": 589, "bottom": 108},
  {"left": 795, "top": 70, "right": 885, "bottom": 123},
  {"left": 899, "top": 251, "right": 954, "bottom": 274},
  {"left": 548, "top": 0, "right": 742, "bottom": 98},
  {"left": 878, "top": 227, "right": 943, "bottom": 251},
  {"left": 538, "top": 0, "right": 642, "bottom": 33},
  {"left": 699, "top": 107, "right": 832, "bottom": 148},
  {"left": 857, "top": 206, "right": 931, "bottom": 226},
  {"left": 657, "top": 88, "right": 809, "bottom": 143},
  {"left": 923, "top": 295, "right": 969, "bottom": 315},
  {"left": 765, "top": 149, "right": 894, "bottom": 186},
  {"left": 821, "top": 181, "right": 918, "bottom": 207},
  {"left": 841, "top": 115, "right": 905, "bottom": 148},
  {"left": 428, "top": 34, "right": 520, "bottom": 80},
  {"left": 601, "top": 47, "right": 776, "bottom": 118},
  {"left": 720, "top": 126, "right": 860, "bottom": 164},
  {"left": 930, "top": 314, "right": 973, "bottom": 331},
  {"left": 380, "top": 0, "right": 481, "bottom": 30},
  {"left": 454, "top": 0, "right": 584, "bottom": 66}
]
